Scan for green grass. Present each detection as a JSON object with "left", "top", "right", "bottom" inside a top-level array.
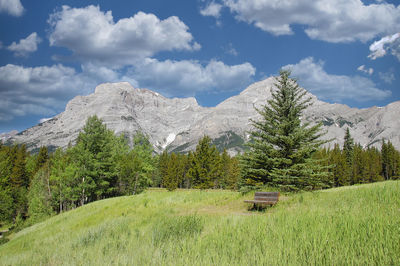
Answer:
[{"left": 1, "top": 181, "right": 399, "bottom": 265}]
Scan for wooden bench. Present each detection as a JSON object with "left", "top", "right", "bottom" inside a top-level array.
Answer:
[{"left": 244, "top": 192, "right": 280, "bottom": 208}]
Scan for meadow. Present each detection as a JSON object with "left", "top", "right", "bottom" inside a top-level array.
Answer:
[{"left": 1, "top": 180, "right": 399, "bottom": 265}]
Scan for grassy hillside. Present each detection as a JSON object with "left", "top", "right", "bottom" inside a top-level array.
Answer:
[{"left": 1, "top": 181, "right": 399, "bottom": 265}]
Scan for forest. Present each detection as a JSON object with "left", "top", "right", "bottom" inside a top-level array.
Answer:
[
  {"left": 1, "top": 71, "right": 400, "bottom": 232},
  {"left": 1, "top": 115, "right": 399, "bottom": 230}
]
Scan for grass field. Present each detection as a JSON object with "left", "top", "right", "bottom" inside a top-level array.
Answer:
[{"left": 1, "top": 181, "right": 399, "bottom": 265}]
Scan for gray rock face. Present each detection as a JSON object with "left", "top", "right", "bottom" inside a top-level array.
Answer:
[{"left": 8, "top": 78, "right": 400, "bottom": 153}]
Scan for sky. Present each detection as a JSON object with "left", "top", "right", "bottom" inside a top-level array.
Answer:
[{"left": 0, "top": 0, "right": 399, "bottom": 133}]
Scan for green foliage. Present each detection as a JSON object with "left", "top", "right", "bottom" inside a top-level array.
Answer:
[
  {"left": 117, "top": 132, "right": 155, "bottom": 195},
  {"left": 158, "top": 138, "right": 241, "bottom": 190},
  {"left": 34, "top": 146, "right": 49, "bottom": 174},
  {"left": 75, "top": 115, "right": 120, "bottom": 201},
  {"left": 382, "top": 140, "right": 400, "bottom": 180},
  {"left": 330, "top": 144, "right": 349, "bottom": 186},
  {"left": 343, "top": 127, "right": 354, "bottom": 166},
  {"left": 187, "top": 136, "right": 222, "bottom": 189},
  {"left": 0, "top": 187, "right": 13, "bottom": 222},
  {"left": 0, "top": 181, "right": 399, "bottom": 265},
  {"left": 241, "top": 70, "right": 331, "bottom": 191},
  {"left": 27, "top": 164, "right": 54, "bottom": 223}
]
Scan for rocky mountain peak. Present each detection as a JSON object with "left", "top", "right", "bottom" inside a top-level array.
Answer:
[{"left": 6, "top": 78, "right": 400, "bottom": 154}]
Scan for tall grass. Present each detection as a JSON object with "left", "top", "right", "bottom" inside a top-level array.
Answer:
[{"left": 1, "top": 181, "right": 399, "bottom": 265}]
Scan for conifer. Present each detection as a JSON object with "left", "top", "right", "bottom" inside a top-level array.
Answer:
[{"left": 241, "top": 70, "right": 331, "bottom": 191}]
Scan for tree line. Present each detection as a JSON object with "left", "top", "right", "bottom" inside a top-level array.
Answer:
[
  {"left": 158, "top": 136, "right": 240, "bottom": 191},
  {"left": 239, "top": 70, "right": 400, "bottom": 191},
  {"left": 0, "top": 116, "right": 155, "bottom": 226},
  {"left": 1, "top": 70, "right": 400, "bottom": 229},
  {"left": 316, "top": 128, "right": 400, "bottom": 187}
]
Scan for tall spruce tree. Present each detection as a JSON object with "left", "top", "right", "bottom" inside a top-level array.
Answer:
[
  {"left": 343, "top": 128, "right": 354, "bottom": 164},
  {"left": 34, "top": 146, "right": 49, "bottom": 174},
  {"left": 187, "top": 136, "right": 221, "bottom": 189},
  {"left": 241, "top": 70, "right": 331, "bottom": 191}
]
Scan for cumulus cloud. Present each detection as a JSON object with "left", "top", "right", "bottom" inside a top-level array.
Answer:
[
  {"left": 7, "top": 32, "right": 41, "bottom": 57},
  {"left": 48, "top": 5, "right": 200, "bottom": 66},
  {"left": 223, "top": 0, "right": 400, "bottom": 43},
  {"left": 0, "top": 63, "right": 135, "bottom": 121},
  {"left": 0, "top": 56, "right": 256, "bottom": 121},
  {"left": 368, "top": 32, "right": 400, "bottom": 60},
  {"left": 0, "top": 0, "right": 24, "bottom": 16},
  {"left": 283, "top": 57, "right": 391, "bottom": 102},
  {"left": 0, "top": 64, "right": 85, "bottom": 121},
  {"left": 130, "top": 58, "right": 255, "bottom": 96},
  {"left": 200, "top": 2, "right": 223, "bottom": 18},
  {"left": 357, "top": 65, "right": 374, "bottom": 75}
]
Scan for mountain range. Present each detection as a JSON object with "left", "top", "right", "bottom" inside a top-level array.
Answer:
[{"left": 4, "top": 77, "right": 400, "bottom": 154}]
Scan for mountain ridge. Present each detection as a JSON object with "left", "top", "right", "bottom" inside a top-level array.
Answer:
[{"left": 6, "top": 77, "right": 400, "bottom": 153}]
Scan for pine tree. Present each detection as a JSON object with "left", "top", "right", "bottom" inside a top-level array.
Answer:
[
  {"left": 187, "top": 136, "right": 221, "bottom": 189},
  {"left": 330, "top": 144, "right": 348, "bottom": 187},
  {"left": 241, "top": 70, "right": 331, "bottom": 191},
  {"left": 343, "top": 127, "right": 354, "bottom": 165},
  {"left": 163, "top": 153, "right": 180, "bottom": 191},
  {"left": 34, "top": 146, "right": 49, "bottom": 174},
  {"left": 381, "top": 140, "right": 399, "bottom": 180},
  {"left": 343, "top": 127, "right": 354, "bottom": 182},
  {"left": 351, "top": 144, "right": 364, "bottom": 184},
  {"left": 10, "top": 145, "right": 28, "bottom": 189}
]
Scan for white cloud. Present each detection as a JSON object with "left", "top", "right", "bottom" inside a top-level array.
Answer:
[
  {"left": 0, "top": 0, "right": 24, "bottom": 16},
  {"left": 0, "top": 63, "right": 135, "bottom": 121},
  {"left": 283, "top": 57, "right": 391, "bottom": 102},
  {"left": 223, "top": 0, "right": 400, "bottom": 43},
  {"left": 200, "top": 2, "right": 223, "bottom": 18},
  {"left": 130, "top": 58, "right": 255, "bottom": 96},
  {"left": 368, "top": 32, "right": 400, "bottom": 60},
  {"left": 48, "top": 5, "right": 200, "bottom": 66},
  {"left": 357, "top": 65, "right": 374, "bottom": 75},
  {"left": 0, "top": 57, "right": 255, "bottom": 121},
  {"left": 7, "top": 32, "right": 41, "bottom": 57},
  {"left": 379, "top": 71, "right": 395, "bottom": 84}
]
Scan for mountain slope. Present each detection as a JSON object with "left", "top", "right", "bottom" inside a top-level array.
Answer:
[
  {"left": 1, "top": 181, "right": 399, "bottom": 265},
  {"left": 8, "top": 77, "right": 400, "bottom": 153}
]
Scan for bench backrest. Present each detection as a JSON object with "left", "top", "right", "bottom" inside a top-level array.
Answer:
[{"left": 254, "top": 192, "right": 279, "bottom": 201}]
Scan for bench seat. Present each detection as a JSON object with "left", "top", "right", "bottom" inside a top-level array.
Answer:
[{"left": 244, "top": 192, "right": 279, "bottom": 207}]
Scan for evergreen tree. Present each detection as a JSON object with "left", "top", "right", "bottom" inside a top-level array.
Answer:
[
  {"left": 34, "top": 146, "right": 49, "bottom": 174},
  {"left": 364, "top": 147, "right": 383, "bottom": 183},
  {"left": 9, "top": 145, "right": 29, "bottom": 219},
  {"left": 351, "top": 144, "right": 364, "bottom": 184},
  {"left": 10, "top": 145, "right": 28, "bottom": 189},
  {"left": 343, "top": 127, "right": 354, "bottom": 182},
  {"left": 343, "top": 127, "right": 354, "bottom": 165},
  {"left": 218, "top": 150, "right": 241, "bottom": 189},
  {"left": 162, "top": 153, "right": 180, "bottom": 191},
  {"left": 187, "top": 136, "right": 221, "bottom": 189},
  {"left": 330, "top": 144, "right": 348, "bottom": 187},
  {"left": 381, "top": 140, "right": 399, "bottom": 180},
  {"left": 241, "top": 70, "right": 331, "bottom": 191}
]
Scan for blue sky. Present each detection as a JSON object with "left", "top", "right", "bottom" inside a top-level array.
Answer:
[{"left": 0, "top": 0, "right": 399, "bottom": 132}]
